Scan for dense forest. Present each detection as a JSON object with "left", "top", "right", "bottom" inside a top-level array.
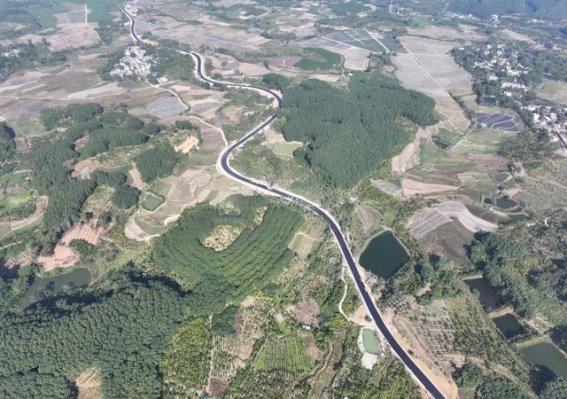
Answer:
[
  {"left": 0, "top": 270, "right": 191, "bottom": 398},
  {"left": 449, "top": 0, "right": 567, "bottom": 21},
  {"left": 152, "top": 195, "right": 303, "bottom": 314},
  {"left": 0, "top": 122, "right": 16, "bottom": 163},
  {"left": 135, "top": 143, "right": 179, "bottom": 182},
  {"left": 281, "top": 73, "right": 437, "bottom": 187}
]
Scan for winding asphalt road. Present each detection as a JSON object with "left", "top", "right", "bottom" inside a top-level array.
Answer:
[{"left": 122, "top": 5, "right": 445, "bottom": 398}]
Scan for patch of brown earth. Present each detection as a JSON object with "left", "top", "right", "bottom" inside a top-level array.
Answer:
[
  {"left": 61, "top": 222, "right": 103, "bottom": 246},
  {"left": 76, "top": 368, "right": 102, "bottom": 399},
  {"left": 129, "top": 163, "right": 147, "bottom": 191},
  {"left": 175, "top": 135, "right": 199, "bottom": 154},
  {"left": 37, "top": 245, "right": 79, "bottom": 271},
  {"left": 286, "top": 297, "right": 320, "bottom": 327}
]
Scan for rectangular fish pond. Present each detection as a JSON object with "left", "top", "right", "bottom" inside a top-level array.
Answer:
[
  {"left": 492, "top": 313, "right": 525, "bottom": 339},
  {"left": 359, "top": 231, "right": 409, "bottom": 279},
  {"left": 465, "top": 277, "right": 502, "bottom": 310},
  {"left": 20, "top": 267, "right": 92, "bottom": 308},
  {"left": 362, "top": 329, "right": 381, "bottom": 354},
  {"left": 521, "top": 342, "right": 567, "bottom": 379}
]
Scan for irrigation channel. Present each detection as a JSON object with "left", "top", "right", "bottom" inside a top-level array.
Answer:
[{"left": 122, "top": 5, "right": 445, "bottom": 398}]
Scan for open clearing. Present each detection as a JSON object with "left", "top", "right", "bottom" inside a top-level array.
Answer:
[
  {"left": 300, "top": 29, "right": 389, "bottom": 70},
  {"left": 536, "top": 79, "right": 567, "bottom": 105},
  {"left": 406, "top": 24, "right": 485, "bottom": 42},
  {"left": 401, "top": 178, "right": 459, "bottom": 197},
  {"left": 134, "top": 10, "right": 269, "bottom": 52},
  {"left": 37, "top": 245, "right": 79, "bottom": 271},
  {"left": 0, "top": 45, "right": 179, "bottom": 135},
  {"left": 393, "top": 36, "right": 472, "bottom": 132},
  {"left": 208, "top": 298, "right": 271, "bottom": 397},
  {"left": 37, "top": 222, "right": 105, "bottom": 270},
  {"left": 1, "top": 3, "right": 100, "bottom": 51},
  {"left": 76, "top": 368, "right": 102, "bottom": 399},
  {"left": 408, "top": 201, "right": 498, "bottom": 240}
]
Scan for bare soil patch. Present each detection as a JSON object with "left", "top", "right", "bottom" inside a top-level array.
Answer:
[
  {"left": 76, "top": 368, "right": 102, "bottom": 399},
  {"left": 267, "top": 56, "right": 302, "bottom": 69},
  {"left": 394, "top": 36, "right": 472, "bottom": 132},
  {"left": 129, "top": 163, "right": 148, "bottom": 191},
  {"left": 286, "top": 298, "right": 320, "bottom": 327},
  {"left": 383, "top": 307, "right": 459, "bottom": 399},
  {"left": 406, "top": 24, "right": 485, "bottom": 41},
  {"left": 61, "top": 223, "right": 103, "bottom": 246},
  {"left": 401, "top": 178, "right": 459, "bottom": 197},
  {"left": 37, "top": 245, "right": 79, "bottom": 271},
  {"left": 175, "top": 135, "right": 199, "bottom": 154}
]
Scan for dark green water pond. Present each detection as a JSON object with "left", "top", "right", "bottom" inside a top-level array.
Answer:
[
  {"left": 495, "top": 196, "right": 518, "bottom": 209},
  {"left": 359, "top": 231, "right": 409, "bottom": 278},
  {"left": 21, "top": 267, "right": 92, "bottom": 307},
  {"left": 521, "top": 342, "right": 567, "bottom": 378},
  {"left": 508, "top": 213, "right": 529, "bottom": 222},
  {"left": 493, "top": 172, "right": 511, "bottom": 184},
  {"left": 465, "top": 277, "right": 501, "bottom": 310},
  {"left": 492, "top": 313, "right": 525, "bottom": 339}
]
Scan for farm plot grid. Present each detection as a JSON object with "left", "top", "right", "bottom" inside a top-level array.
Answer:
[
  {"left": 476, "top": 112, "right": 521, "bottom": 132},
  {"left": 300, "top": 29, "right": 388, "bottom": 70},
  {"left": 322, "top": 30, "right": 388, "bottom": 53}
]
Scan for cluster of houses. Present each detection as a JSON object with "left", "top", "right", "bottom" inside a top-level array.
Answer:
[
  {"left": 109, "top": 46, "right": 154, "bottom": 80},
  {"left": 464, "top": 43, "right": 566, "bottom": 147},
  {"left": 469, "top": 43, "right": 529, "bottom": 99},
  {"left": 523, "top": 104, "right": 567, "bottom": 146}
]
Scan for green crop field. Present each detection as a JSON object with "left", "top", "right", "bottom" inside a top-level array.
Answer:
[
  {"left": 255, "top": 334, "right": 311, "bottom": 373},
  {"left": 141, "top": 192, "right": 164, "bottom": 211},
  {"left": 28, "top": 0, "right": 118, "bottom": 28},
  {"left": 295, "top": 48, "right": 342, "bottom": 70}
]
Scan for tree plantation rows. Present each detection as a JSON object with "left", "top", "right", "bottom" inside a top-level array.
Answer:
[
  {"left": 152, "top": 196, "right": 304, "bottom": 314},
  {"left": 281, "top": 73, "right": 438, "bottom": 187},
  {"left": 0, "top": 271, "right": 190, "bottom": 398}
]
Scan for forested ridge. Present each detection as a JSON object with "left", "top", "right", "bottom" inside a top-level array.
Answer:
[
  {"left": 153, "top": 195, "right": 303, "bottom": 314},
  {"left": 281, "top": 74, "right": 437, "bottom": 187},
  {"left": 0, "top": 271, "right": 190, "bottom": 398},
  {"left": 0, "top": 195, "right": 305, "bottom": 397}
]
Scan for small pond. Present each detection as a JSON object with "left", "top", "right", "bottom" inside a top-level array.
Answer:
[
  {"left": 493, "top": 172, "right": 511, "bottom": 184},
  {"left": 495, "top": 196, "right": 518, "bottom": 209},
  {"left": 521, "top": 342, "right": 567, "bottom": 378},
  {"left": 465, "top": 277, "right": 502, "bottom": 310},
  {"left": 21, "top": 267, "right": 92, "bottom": 308},
  {"left": 508, "top": 213, "right": 529, "bottom": 223},
  {"left": 362, "top": 329, "right": 381, "bottom": 354},
  {"left": 492, "top": 313, "right": 525, "bottom": 339},
  {"left": 359, "top": 231, "right": 409, "bottom": 279}
]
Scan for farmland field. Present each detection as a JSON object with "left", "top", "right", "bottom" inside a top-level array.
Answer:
[
  {"left": 255, "top": 334, "right": 311, "bottom": 373},
  {"left": 294, "top": 48, "right": 342, "bottom": 70}
]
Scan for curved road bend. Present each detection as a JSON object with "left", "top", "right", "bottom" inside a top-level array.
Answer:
[{"left": 122, "top": 5, "right": 445, "bottom": 399}]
